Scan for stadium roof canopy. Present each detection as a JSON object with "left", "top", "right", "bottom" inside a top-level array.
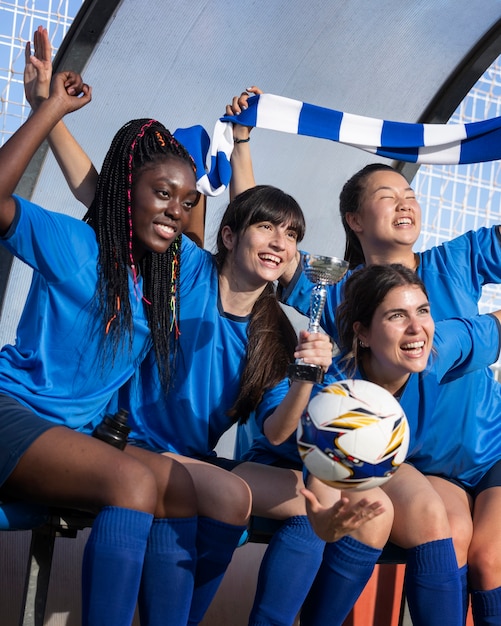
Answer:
[{"left": 2, "top": 0, "right": 501, "bottom": 336}]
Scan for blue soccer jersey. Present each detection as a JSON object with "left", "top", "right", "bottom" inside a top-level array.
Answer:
[
  {"left": 118, "top": 235, "right": 249, "bottom": 458},
  {"left": 243, "top": 315, "right": 501, "bottom": 485},
  {"left": 0, "top": 196, "right": 151, "bottom": 431},
  {"left": 279, "top": 227, "right": 501, "bottom": 487}
]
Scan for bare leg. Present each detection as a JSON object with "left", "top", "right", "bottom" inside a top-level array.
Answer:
[
  {"left": 383, "top": 463, "right": 453, "bottom": 547},
  {"left": 164, "top": 453, "right": 252, "bottom": 524},
  {"left": 427, "top": 475, "right": 473, "bottom": 567},
  {"left": 468, "top": 486, "right": 501, "bottom": 624},
  {"left": 3, "top": 426, "right": 158, "bottom": 512},
  {"left": 468, "top": 486, "right": 501, "bottom": 590},
  {"left": 233, "top": 461, "right": 305, "bottom": 517},
  {"left": 382, "top": 463, "right": 463, "bottom": 626}
]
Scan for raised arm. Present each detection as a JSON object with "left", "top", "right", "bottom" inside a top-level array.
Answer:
[
  {"left": 225, "top": 87, "right": 261, "bottom": 200},
  {"left": 263, "top": 330, "right": 333, "bottom": 445},
  {"left": 0, "top": 70, "right": 91, "bottom": 234},
  {"left": 24, "top": 26, "right": 98, "bottom": 208}
]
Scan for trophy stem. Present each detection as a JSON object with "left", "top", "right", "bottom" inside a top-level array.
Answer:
[
  {"left": 307, "top": 282, "right": 327, "bottom": 334},
  {"left": 287, "top": 253, "right": 348, "bottom": 384}
]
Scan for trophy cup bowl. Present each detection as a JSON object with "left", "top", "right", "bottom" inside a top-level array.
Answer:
[{"left": 287, "top": 253, "right": 349, "bottom": 383}]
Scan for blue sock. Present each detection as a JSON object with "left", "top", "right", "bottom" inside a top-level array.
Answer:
[
  {"left": 81, "top": 506, "right": 153, "bottom": 626},
  {"left": 471, "top": 586, "right": 501, "bottom": 626},
  {"left": 138, "top": 516, "right": 197, "bottom": 626},
  {"left": 300, "top": 535, "right": 381, "bottom": 626},
  {"left": 459, "top": 564, "right": 469, "bottom": 625},
  {"left": 188, "top": 516, "right": 247, "bottom": 625},
  {"left": 405, "top": 538, "right": 462, "bottom": 626},
  {"left": 248, "top": 515, "right": 325, "bottom": 626}
]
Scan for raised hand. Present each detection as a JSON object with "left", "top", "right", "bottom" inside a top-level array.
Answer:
[
  {"left": 49, "top": 70, "right": 92, "bottom": 115},
  {"left": 226, "top": 86, "right": 263, "bottom": 198},
  {"left": 225, "top": 86, "right": 263, "bottom": 142},
  {"left": 24, "top": 25, "right": 53, "bottom": 109}
]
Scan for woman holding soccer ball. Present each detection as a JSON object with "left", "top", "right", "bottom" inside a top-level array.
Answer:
[
  {"left": 244, "top": 262, "right": 501, "bottom": 626},
  {"left": 230, "top": 86, "right": 501, "bottom": 624}
]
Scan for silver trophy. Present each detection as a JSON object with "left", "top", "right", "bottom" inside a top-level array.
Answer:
[{"left": 287, "top": 253, "right": 349, "bottom": 383}]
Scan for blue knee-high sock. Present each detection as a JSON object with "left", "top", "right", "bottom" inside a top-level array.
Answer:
[
  {"left": 459, "top": 564, "right": 469, "bottom": 625},
  {"left": 300, "top": 535, "right": 381, "bottom": 626},
  {"left": 138, "top": 516, "right": 198, "bottom": 626},
  {"left": 188, "top": 516, "right": 247, "bottom": 625},
  {"left": 471, "top": 586, "right": 501, "bottom": 626},
  {"left": 405, "top": 538, "right": 462, "bottom": 626},
  {"left": 248, "top": 515, "right": 325, "bottom": 626},
  {"left": 81, "top": 506, "right": 153, "bottom": 626}
]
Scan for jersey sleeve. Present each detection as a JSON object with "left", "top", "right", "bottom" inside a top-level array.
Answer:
[
  {"left": 179, "top": 235, "right": 214, "bottom": 297},
  {"left": 254, "top": 377, "right": 291, "bottom": 433},
  {"left": 419, "top": 227, "right": 501, "bottom": 319},
  {"left": 2, "top": 195, "right": 96, "bottom": 282},
  {"left": 433, "top": 314, "right": 501, "bottom": 383}
]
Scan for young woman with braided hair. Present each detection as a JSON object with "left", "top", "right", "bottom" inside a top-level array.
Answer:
[
  {"left": 0, "top": 62, "right": 211, "bottom": 626},
  {"left": 20, "top": 28, "right": 254, "bottom": 626}
]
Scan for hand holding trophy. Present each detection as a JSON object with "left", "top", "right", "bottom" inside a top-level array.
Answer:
[{"left": 287, "top": 253, "right": 349, "bottom": 383}]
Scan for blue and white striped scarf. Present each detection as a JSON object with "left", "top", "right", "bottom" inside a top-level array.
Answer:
[{"left": 174, "top": 93, "right": 501, "bottom": 197}]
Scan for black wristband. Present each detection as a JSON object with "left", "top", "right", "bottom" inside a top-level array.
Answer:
[{"left": 234, "top": 137, "right": 250, "bottom": 144}]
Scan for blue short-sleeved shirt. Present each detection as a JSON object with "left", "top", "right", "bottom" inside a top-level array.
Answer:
[
  {"left": 0, "top": 196, "right": 151, "bottom": 431},
  {"left": 277, "top": 227, "right": 501, "bottom": 487},
  {"left": 243, "top": 315, "right": 501, "bottom": 489},
  {"left": 118, "top": 235, "right": 249, "bottom": 458}
]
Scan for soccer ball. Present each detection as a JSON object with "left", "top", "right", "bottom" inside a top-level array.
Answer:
[{"left": 297, "top": 379, "right": 409, "bottom": 491}]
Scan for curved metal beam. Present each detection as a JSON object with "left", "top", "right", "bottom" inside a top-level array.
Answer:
[
  {"left": 399, "top": 16, "right": 501, "bottom": 179},
  {"left": 0, "top": 0, "right": 122, "bottom": 310}
]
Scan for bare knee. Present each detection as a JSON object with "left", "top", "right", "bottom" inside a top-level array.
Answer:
[
  {"left": 157, "top": 459, "right": 198, "bottom": 519},
  {"left": 468, "top": 538, "right": 501, "bottom": 590},
  {"left": 390, "top": 494, "right": 451, "bottom": 547},
  {"left": 100, "top": 457, "right": 158, "bottom": 513},
  {"left": 197, "top": 471, "right": 251, "bottom": 526},
  {"left": 219, "top": 474, "right": 252, "bottom": 525},
  {"left": 350, "top": 491, "right": 394, "bottom": 549},
  {"left": 448, "top": 510, "right": 473, "bottom": 567}
]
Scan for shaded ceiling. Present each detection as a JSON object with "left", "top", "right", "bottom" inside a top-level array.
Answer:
[{"left": 2, "top": 0, "right": 501, "bottom": 342}]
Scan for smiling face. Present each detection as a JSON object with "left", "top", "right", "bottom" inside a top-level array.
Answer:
[
  {"left": 347, "top": 169, "right": 422, "bottom": 259},
  {"left": 355, "top": 284, "right": 434, "bottom": 394},
  {"left": 130, "top": 156, "right": 199, "bottom": 260},
  {"left": 222, "top": 219, "right": 299, "bottom": 289}
]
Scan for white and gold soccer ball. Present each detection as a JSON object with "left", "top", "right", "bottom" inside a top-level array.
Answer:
[{"left": 297, "top": 379, "right": 410, "bottom": 491}]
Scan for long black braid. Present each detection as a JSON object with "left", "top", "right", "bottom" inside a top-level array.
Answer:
[{"left": 83, "top": 118, "right": 195, "bottom": 389}]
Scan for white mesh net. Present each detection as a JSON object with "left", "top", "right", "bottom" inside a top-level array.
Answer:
[
  {"left": 413, "top": 55, "right": 501, "bottom": 315},
  {"left": 0, "top": 0, "right": 85, "bottom": 143}
]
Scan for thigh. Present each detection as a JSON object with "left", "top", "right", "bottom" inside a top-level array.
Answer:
[
  {"left": 232, "top": 461, "right": 306, "bottom": 518},
  {"left": 4, "top": 426, "right": 157, "bottom": 514},
  {"left": 157, "top": 452, "right": 251, "bottom": 524},
  {"left": 125, "top": 447, "right": 199, "bottom": 518}
]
